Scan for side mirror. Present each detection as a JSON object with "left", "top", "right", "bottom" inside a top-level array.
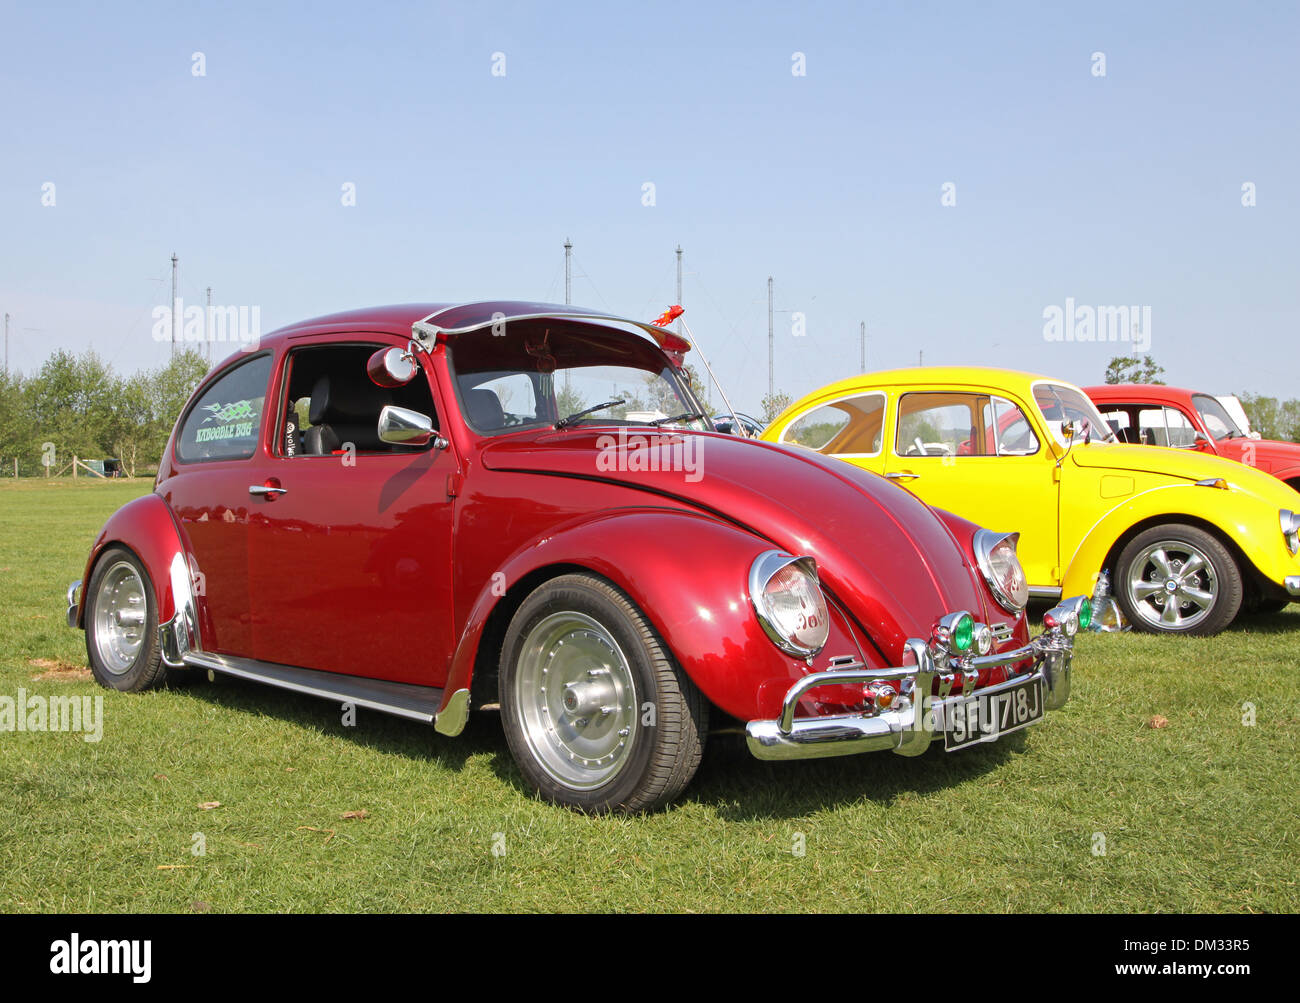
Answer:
[
  {"left": 378, "top": 405, "right": 447, "bottom": 449},
  {"left": 368, "top": 345, "right": 420, "bottom": 388}
]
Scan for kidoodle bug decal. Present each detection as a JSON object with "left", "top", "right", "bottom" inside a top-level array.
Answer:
[
  {"left": 194, "top": 399, "right": 259, "bottom": 443},
  {"left": 201, "top": 399, "right": 257, "bottom": 425}
]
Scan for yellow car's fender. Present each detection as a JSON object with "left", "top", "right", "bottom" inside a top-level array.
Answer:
[{"left": 1062, "top": 481, "right": 1293, "bottom": 597}]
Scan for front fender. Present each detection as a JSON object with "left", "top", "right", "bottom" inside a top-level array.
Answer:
[
  {"left": 1062, "top": 482, "right": 1299, "bottom": 596},
  {"left": 77, "top": 493, "right": 199, "bottom": 667},
  {"left": 443, "top": 508, "right": 864, "bottom": 723}
]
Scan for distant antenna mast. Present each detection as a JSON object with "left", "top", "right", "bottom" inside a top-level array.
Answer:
[
  {"left": 563, "top": 238, "right": 572, "bottom": 395},
  {"left": 675, "top": 245, "right": 683, "bottom": 335},
  {"left": 170, "top": 253, "right": 179, "bottom": 359},
  {"left": 767, "top": 277, "right": 774, "bottom": 398},
  {"left": 3, "top": 313, "right": 8, "bottom": 377},
  {"left": 860, "top": 320, "right": 866, "bottom": 372},
  {"left": 563, "top": 238, "right": 572, "bottom": 305}
]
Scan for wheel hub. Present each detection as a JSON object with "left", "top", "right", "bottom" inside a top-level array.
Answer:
[
  {"left": 1129, "top": 543, "right": 1217, "bottom": 629},
  {"left": 513, "top": 612, "right": 638, "bottom": 790},
  {"left": 92, "top": 560, "right": 148, "bottom": 675}
]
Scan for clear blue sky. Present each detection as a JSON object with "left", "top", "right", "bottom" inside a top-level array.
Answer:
[{"left": 2, "top": 0, "right": 1297, "bottom": 412}]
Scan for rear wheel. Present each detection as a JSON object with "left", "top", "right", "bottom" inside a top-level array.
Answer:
[
  {"left": 84, "top": 546, "right": 167, "bottom": 691},
  {"left": 1115, "top": 525, "right": 1242, "bottom": 635},
  {"left": 498, "top": 573, "right": 707, "bottom": 813}
]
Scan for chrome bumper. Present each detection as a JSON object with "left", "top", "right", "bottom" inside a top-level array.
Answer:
[
  {"left": 746, "top": 612, "right": 1078, "bottom": 762},
  {"left": 1286, "top": 576, "right": 1300, "bottom": 597},
  {"left": 66, "top": 581, "right": 81, "bottom": 629}
]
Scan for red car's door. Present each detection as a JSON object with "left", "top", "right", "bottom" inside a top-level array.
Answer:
[
  {"left": 246, "top": 340, "right": 456, "bottom": 686},
  {"left": 159, "top": 353, "right": 276, "bottom": 658}
]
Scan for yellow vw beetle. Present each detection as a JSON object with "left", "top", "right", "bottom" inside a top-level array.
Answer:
[{"left": 764, "top": 367, "right": 1300, "bottom": 635}]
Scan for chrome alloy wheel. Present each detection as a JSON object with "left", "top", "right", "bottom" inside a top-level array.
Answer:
[
  {"left": 512, "top": 611, "right": 639, "bottom": 790},
  {"left": 1126, "top": 541, "right": 1219, "bottom": 631},
  {"left": 92, "top": 560, "right": 149, "bottom": 675}
]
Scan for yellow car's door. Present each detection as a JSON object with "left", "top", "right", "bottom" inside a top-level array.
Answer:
[{"left": 881, "top": 389, "right": 1062, "bottom": 589}]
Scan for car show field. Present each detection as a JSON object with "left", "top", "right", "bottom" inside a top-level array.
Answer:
[{"left": 3, "top": 478, "right": 1297, "bottom": 913}]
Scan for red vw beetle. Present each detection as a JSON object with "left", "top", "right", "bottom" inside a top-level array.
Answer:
[
  {"left": 1086, "top": 383, "right": 1300, "bottom": 493},
  {"left": 67, "top": 302, "right": 1086, "bottom": 812}
]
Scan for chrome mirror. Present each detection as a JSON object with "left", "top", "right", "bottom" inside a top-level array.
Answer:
[
  {"left": 368, "top": 345, "right": 420, "bottom": 388},
  {"left": 378, "top": 405, "right": 446, "bottom": 449}
]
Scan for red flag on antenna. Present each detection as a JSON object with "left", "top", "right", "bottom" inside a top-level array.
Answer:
[{"left": 651, "top": 305, "right": 684, "bottom": 327}]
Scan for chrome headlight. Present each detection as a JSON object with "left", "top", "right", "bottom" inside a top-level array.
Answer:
[
  {"left": 1282, "top": 510, "right": 1300, "bottom": 556},
  {"left": 973, "top": 529, "right": 1030, "bottom": 612},
  {"left": 749, "top": 551, "right": 830, "bottom": 658}
]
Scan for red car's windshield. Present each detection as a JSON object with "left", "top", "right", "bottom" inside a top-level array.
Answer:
[
  {"left": 446, "top": 320, "right": 708, "bottom": 435},
  {"left": 1193, "top": 394, "right": 1246, "bottom": 441}
]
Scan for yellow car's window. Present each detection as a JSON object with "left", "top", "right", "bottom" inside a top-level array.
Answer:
[
  {"left": 896, "top": 392, "right": 985, "bottom": 456},
  {"left": 783, "top": 393, "right": 885, "bottom": 455},
  {"left": 986, "top": 396, "right": 1041, "bottom": 455}
]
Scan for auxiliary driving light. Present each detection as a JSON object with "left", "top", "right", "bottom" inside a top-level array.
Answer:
[
  {"left": 974, "top": 623, "right": 994, "bottom": 656},
  {"left": 934, "top": 611, "right": 975, "bottom": 656},
  {"left": 1045, "top": 595, "right": 1091, "bottom": 637}
]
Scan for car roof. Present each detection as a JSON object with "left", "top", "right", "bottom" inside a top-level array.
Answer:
[
  {"left": 802, "top": 365, "right": 1070, "bottom": 401},
  {"left": 1084, "top": 383, "right": 1201, "bottom": 399},
  {"left": 257, "top": 301, "right": 689, "bottom": 352}
]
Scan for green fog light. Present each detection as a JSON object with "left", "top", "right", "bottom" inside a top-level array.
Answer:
[
  {"left": 1078, "top": 598, "right": 1093, "bottom": 630},
  {"left": 952, "top": 613, "right": 974, "bottom": 652}
]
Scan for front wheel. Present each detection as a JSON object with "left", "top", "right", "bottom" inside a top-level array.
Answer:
[
  {"left": 498, "top": 573, "right": 708, "bottom": 813},
  {"left": 1114, "top": 524, "right": 1243, "bottom": 635},
  {"left": 84, "top": 545, "right": 168, "bottom": 691}
]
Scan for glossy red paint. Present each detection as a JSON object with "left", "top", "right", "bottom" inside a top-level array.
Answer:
[
  {"left": 78, "top": 302, "right": 1036, "bottom": 726},
  {"left": 78, "top": 493, "right": 191, "bottom": 629},
  {"left": 1086, "top": 384, "right": 1300, "bottom": 491}
]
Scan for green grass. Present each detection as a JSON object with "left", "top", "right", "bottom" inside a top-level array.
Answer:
[{"left": 1, "top": 478, "right": 1297, "bottom": 912}]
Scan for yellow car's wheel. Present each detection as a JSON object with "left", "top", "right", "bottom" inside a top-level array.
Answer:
[{"left": 1114, "top": 524, "right": 1242, "bottom": 636}]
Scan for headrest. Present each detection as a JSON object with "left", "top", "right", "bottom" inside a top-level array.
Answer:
[
  {"left": 309, "top": 374, "right": 387, "bottom": 425},
  {"left": 464, "top": 388, "right": 505, "bottom": 430}
]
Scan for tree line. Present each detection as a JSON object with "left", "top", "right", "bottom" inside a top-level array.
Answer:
[{"left": 0, "top": 349, "right": 209, "bottom": 477}]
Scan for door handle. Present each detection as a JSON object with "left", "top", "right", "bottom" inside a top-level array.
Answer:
[
  {"left": 249, "top": 484, "right": 288, "bottom": 498},
  {"left": 885, "top": 471, "right": 920, "bottom": 481}
]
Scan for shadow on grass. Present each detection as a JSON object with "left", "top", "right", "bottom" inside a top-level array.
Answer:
[
  {"left": 175, "top": 671, "right": 500, "bottom": 774},
  {"left": 179, "top": 671, "right": 1028, "bottom": 821},
  {"left": 1222, "top": 607, "right": 1300, "bottom": 636},
  {"left": 681, "top": 729, "right": 1026, "bottom": 821}
]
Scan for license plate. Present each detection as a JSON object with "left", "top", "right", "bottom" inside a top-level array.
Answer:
[{"left": 941, "top": 676, "right": 1044, "bottom": 751}]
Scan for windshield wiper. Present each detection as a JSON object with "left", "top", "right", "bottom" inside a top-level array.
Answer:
[
  {"left": 646, "top": 411, "right": 705, "bottom": 427},
  {"left": 555, "top": 399, "right": 626, "bottom": 430}
]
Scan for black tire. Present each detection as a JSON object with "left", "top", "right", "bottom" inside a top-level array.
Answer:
[
  {"left": 1114, "top": 524, "right": 1243, "bottom": 636},
  {"left": 84, "top": 545, "right": 167, "bottom": 692},
  {"left": 498, "top": 573, "right": 708, "bottom": 813}
]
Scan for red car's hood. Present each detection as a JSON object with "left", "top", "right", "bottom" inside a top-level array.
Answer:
[
  {"left": 1215, "top": 437, "right": 1300, "bottom": 477},
  {"left": 478, "top": 427, "right": 993, "bottom": 660}
]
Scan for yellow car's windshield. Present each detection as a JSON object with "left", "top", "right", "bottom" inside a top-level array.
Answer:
[{"left": 1033, "top": 383, "right": 1116, "bottom": 446}]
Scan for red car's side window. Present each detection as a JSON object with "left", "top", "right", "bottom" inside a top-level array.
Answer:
[
  {"left": 175, "top": 354, "right": 273, "bottom": 463},
  {"left": 275, "top": 342, "right": 439, "bottom": 458}
]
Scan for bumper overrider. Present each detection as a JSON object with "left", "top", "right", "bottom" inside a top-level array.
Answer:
[{"left": 746, "top": 597, "right": 1089, "bottom": 761}]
